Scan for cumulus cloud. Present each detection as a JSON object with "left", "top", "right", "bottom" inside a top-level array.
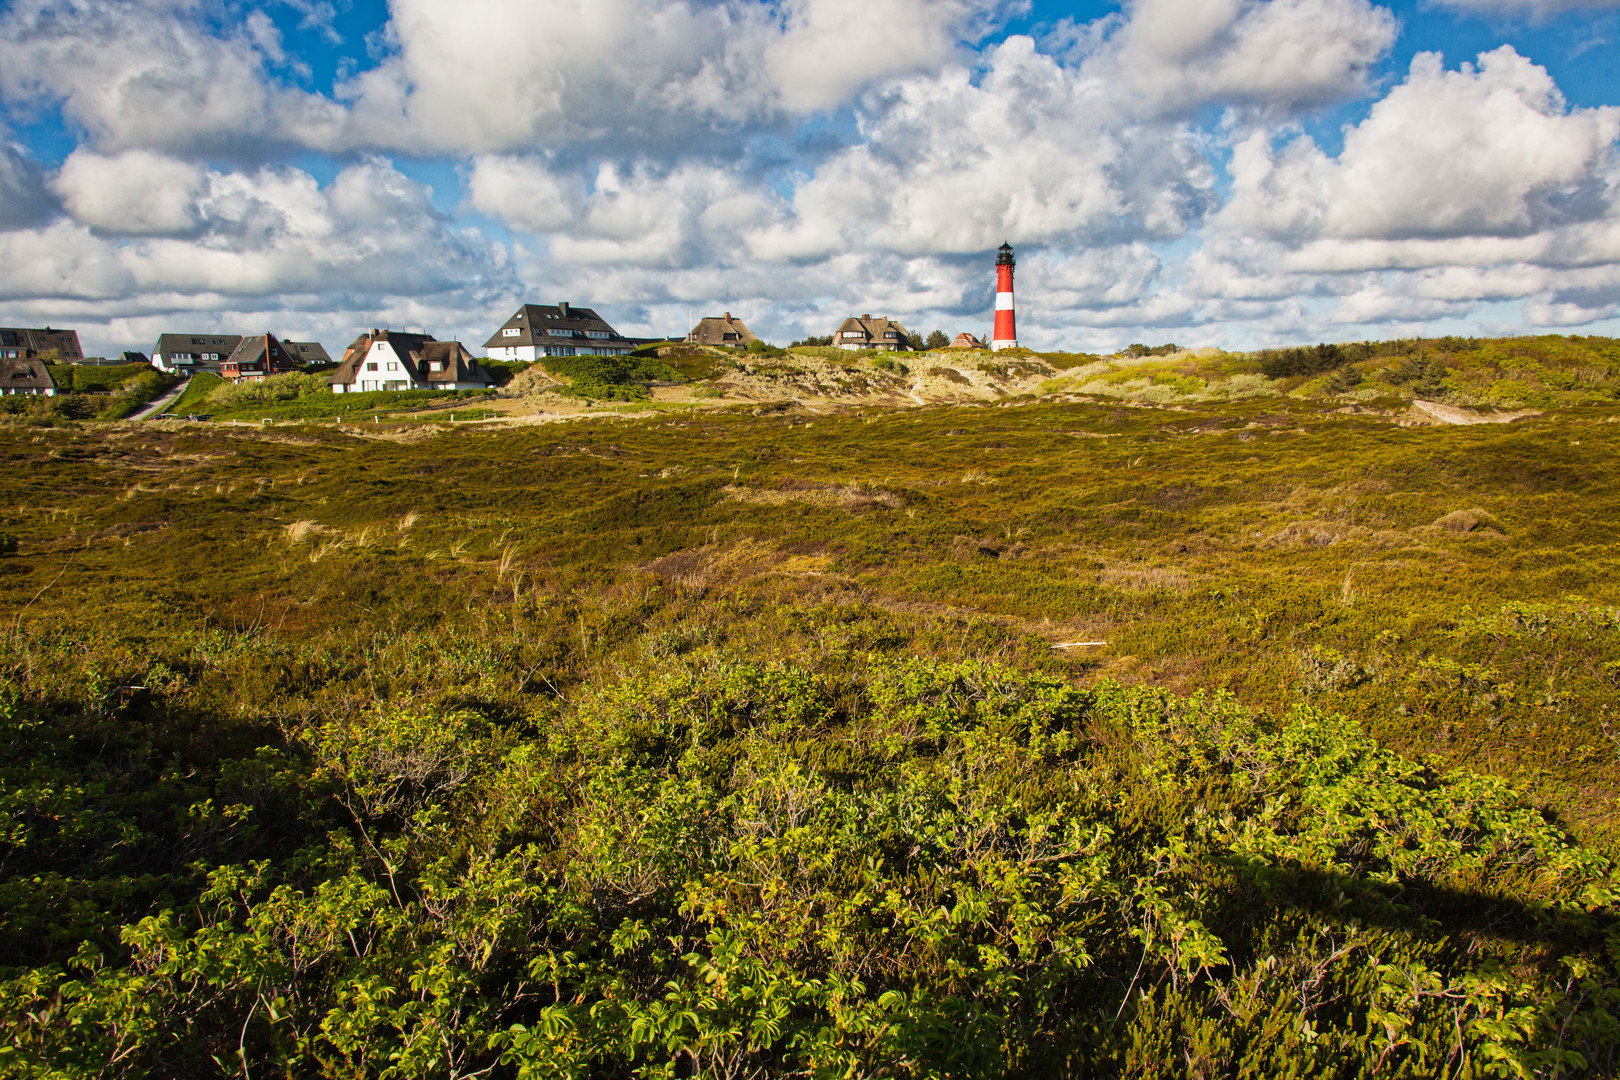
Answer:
[
  {"left": 52, "top": 150, "right": 207, "bottom": 235},
  {"left": 0, "top": 140, "right": 52, "bottom": 229},
  {"left": 765, "top": 0, "right": 1001, "bottom": 112},
  {"left": 0, "top": 158, "right": 515, "bottom": 354},
  {"left": 1072, "top": 0, "right": 1398, "bottom": 116},
  {"left": 1190, "top": 45, "right": 1620, "bottom": 331},
  {"left": 0, "top": 0, "right": 337, "bottom": 154},
  {"left": 1221, "top": 47, "right": 1620, "bottom": 245},
  {"left": 319, "top": 0, "right": 1008, "bottom": 155},
  {"left": 744, "top": 37, "right": 1214, "bottom": 263}
]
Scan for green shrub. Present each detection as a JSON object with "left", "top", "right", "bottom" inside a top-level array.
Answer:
[{"left": 205, "top": 372, "right": 332, "bottom": 407}]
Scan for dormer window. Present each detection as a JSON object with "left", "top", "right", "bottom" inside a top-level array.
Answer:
[{"left": 502, "top": 328, "right": 520, "bottom": 337}]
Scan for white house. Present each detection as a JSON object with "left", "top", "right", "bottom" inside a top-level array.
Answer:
[
  {"left": 330, "top": 330, "right": 495, "bottom": 393},
  {"left": 482, "top": 302, "right": 636, "bottom": 362}
]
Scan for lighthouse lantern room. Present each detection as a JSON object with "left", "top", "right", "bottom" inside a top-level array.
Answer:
[{"left": 991, "top": 242, "right": 1018, "bottom": 351}]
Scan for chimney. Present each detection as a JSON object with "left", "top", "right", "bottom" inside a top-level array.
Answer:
[
  {"left": 724, "top": 312, "right": 732, "bottom": 320},
  {"left": 559, "top": 301, "right": 570, "bottom": 319},
  {"left": 862, "top": 313, "right": 871, "bottom": 320}
]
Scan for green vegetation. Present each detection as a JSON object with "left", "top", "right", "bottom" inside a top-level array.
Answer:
[
  {"left": 167, "top": 371, "right": 225, "bottom": 414},
  {"left": 540, "top": 352, "right": 683, "bottom": 401},
  {"left": 60, "top": 362, "right": 158, "bottom": 393},
  {"left": 3, "top": 369, "right": 1620, "bottom": 1074},
  {"left": 478, "top": 360, "right": 532, "bottom": 387},
  {"left": 0, "top": 362, "right": 181, "bottom": 421}
]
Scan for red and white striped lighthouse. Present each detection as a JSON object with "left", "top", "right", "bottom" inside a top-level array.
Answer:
[{"left": 991, "top": 241, "right": 1018, "bottom": 351}]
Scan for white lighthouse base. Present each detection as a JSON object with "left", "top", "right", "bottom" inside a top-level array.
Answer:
[{"left": 990, "top": 339, "right": 1018, "bottom": 351}]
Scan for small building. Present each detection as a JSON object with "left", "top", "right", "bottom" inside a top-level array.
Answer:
[
  {"left": 285, "top": 341, "right": 332, "bottom": 366},
  {"left": 220, "top": 334, "right": 301, "bottom": 383},
  {"left": 833, "top": 314, "right": 911, "bottom": 352},
  {"left": 0, "top": 327, "right": 83, "bottom": 361},
  {"left": 152, "top": 333, "right": 243, "bottom": 373},
  {"left": 0, "top": 358, "right": 58, "bottom": 395},
  {"left": 483, "top": 302, "right": 636, "bottom": 361},
  {"left": 330, "top": 330, "right": 495, "bottom": 394},
  {"left": 685, "top": 312, "right": 759, "bottom": 348},
  {"left": 948, "top": 332, "right": 984, "bottom": 349}
]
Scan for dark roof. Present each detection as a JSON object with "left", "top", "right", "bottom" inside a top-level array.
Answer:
[
  {"left": 685, "top": 313, "right": 759, "bottom": 347},
  {"left": 331, "top": 330, "right": 432, "bottom": 386},
  {"left": 330, "top": 330, "right": 491, "bottom": 388},
  {"left": 0, "top": 327, "right": 83, "bottom": 359},
  {"left": 417, "top": 341, "right": 493, "bottom": 386},
  {"left": 118, "top": 351, "right": 150, "bottom": 365},
  {"left": 223, "top": 333, "right": 299, "bottom": 375},
  {"left": 0, "top": 358, "right": 57, "bottom": 390},
  {"left": 285, "top": 341, "right": 332, "bottom": 365},
  {"left": 482, "top": 303, "right": 635, "bottom": 349},
  {"left": 152, "top": 333, "right": 243, "bottom": 358},
  {"left": 833, "top": 314, "right": 911, "bottom": 348}
]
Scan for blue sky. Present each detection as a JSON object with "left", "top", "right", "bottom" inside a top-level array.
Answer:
[{"left": 0, "top": 0, "right": 1617, "bottom": 357}]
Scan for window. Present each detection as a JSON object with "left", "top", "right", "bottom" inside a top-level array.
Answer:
[
  {"left": 842, "top": 331, "right": 865, "bottom": 339},
  {"left": 502, "top": 328, "right": 520, "bottom": 337},
  {"left": 883, "top": 332, "right": 898, "bottom": 339},
  {"left": 550, "top": 329, "right": 576, "bottom": 338},
  {"left": 587, "top": 330, "right": 610, "bottom": 339},
  {"left": 366, "top": 362, "right": 379, "bottom": 371},
  {"left": 387, "top": 361, "right": 399, "bottom": 371},
  {"left": 428, "top": 361, "right": 443, "bottom": 372}
]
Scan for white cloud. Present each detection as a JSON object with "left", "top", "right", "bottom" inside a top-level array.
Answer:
[
  {"left": 465, "top": 156, "right": 586, "bottom": 233},
  {"left": 765, "top": 0, "right": 1000, "bottom": 112},
  {"left": 745, "top": 37, "right": 1207, "bottom": 262},
  {"left": 1074, "top": 0, "right": 1398, "bottom": 116},
  {"left": 0, "top": 158, "right": 515, "bottom": 354},
  {"left": 319, "top": 0, "right": 1008, "bottom": 155},
  {"left": 52, "top": 150, "right": 207, "bottom": 235},
  {"left": 0, "top": 0, "right": 337, "bottom": 154},
  {"left": 1222, "top": 48, "right": 1620, "bottom": 245}
]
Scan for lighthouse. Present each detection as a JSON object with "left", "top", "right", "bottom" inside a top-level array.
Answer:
[{"left": 991, "top": 241, "right": 1018, "bottom": 351}]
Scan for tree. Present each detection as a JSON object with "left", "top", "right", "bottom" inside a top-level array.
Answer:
[
  {"left": 906, "top": 331, "right": 924, "bottom": 351},
  {"left": 925, "top": 330, "right": 949, "bottom": 350}
]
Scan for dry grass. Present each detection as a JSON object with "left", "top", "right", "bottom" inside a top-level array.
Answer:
[{"left": 284, "top": 519, "right": 325, "bottom": 544}]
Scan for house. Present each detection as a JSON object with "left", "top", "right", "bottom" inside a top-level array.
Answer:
[
  {"left": 220, "top": 334, "right": 300, "bottom": 382},
  {"left": 483, "top": 302, "right": 636, "bottom": 361},
  {"left": 0, "top": 358, "right": 58, "bottom": 396},
  {"left": 685, "top": 312, "right": 759, "bottom": 348},
  {"left": 0, "top": 327, "right": 83, "bottom": 361},
  {"left": 151, "top": 333, "right": 243, "bottom": 373},
  {"left": 833, "top": 314, "right": 911, "bottom": 352},
  {"left": 330, "top": 330, "right": 495, "bottom": 393},
  {"left": 285, "top": 341, "right": 332, "bottom": 366},
  {"left": 948, "top": 332, "right": 984, "bottom": 349}
]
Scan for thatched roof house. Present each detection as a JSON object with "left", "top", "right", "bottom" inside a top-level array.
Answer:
[
  {"left": 685, "top": 313, "right": 759, "bottom": 348},
  {"left": 0, "top": 358, "right": 58, "bottom": 395},
  {"left": 833, "top": 314, "right": 910, "bottom": 352}
]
